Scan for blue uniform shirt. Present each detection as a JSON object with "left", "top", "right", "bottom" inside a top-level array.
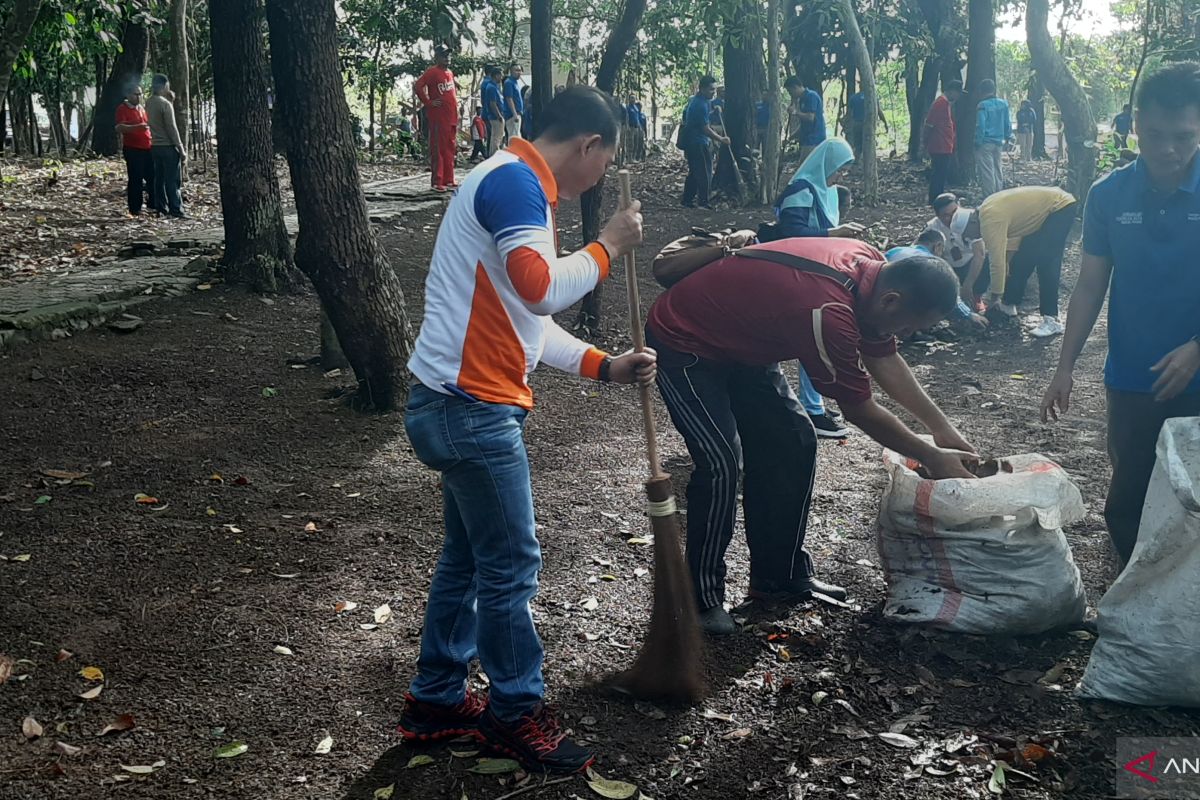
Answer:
[
  {"left": 848, "top": 92, "right": 865, "bottom": 122},
  {"left": 799, "top": 88, "right": 826, "bottom": 146},
  {"left": 1114, "top": 111, "right": 1133, "bottom": 135},
  {"left": 885, "top": 245, "right": 973, "bottom": 321},
  {"left": 481, "top": 78, "right": 503, "bottom": 121},
  {"left": 503, "top": 76, "right": 523, "bottom": 118},
  {"left": 1082, "top": 153, "right": 1200, "bottom": 393},
  {"left": 975, "top": 96, "right": 1012, "bottom": 146},
  {"left": 755, "top": 100, "right": 770, "bottom": 130},
  {"left": 681, "top": 94, "right": 712, "bottom": 148}
]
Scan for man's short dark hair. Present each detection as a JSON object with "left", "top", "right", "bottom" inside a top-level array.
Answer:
[
  {"left": 699, "top": 75, "right": 717, "bottom": 89},
  {"left": 151, "top": 73, "right": 169, "bottom": 91},
  {"left": 537, "top": 86, "right": 623, "bottom": 147},
  {"left": 509, "top": 63, "right": 520, "bottom": 72},
  {"left": 931, "top": 192, "right": 958, "bottom": 212},
  {"left": 945, "top": 80, "right": 963, "bottom": 93},
  {"left": 977, "top": 78, "right": 996, "bottom": 96},
  {"left": 916, "top": 229, "right": 945, "bottom": 249},
  {"left": 878, "top": 255, "right": 960, "bottom": 316},
  {"left": 1136, "top": 61, "right": 1200, "bottom": 116},
  {"left": 785, "top": 75, "right": 803, "bottom": 90},
  {"left": 487, "top": 65, "right": 502, "bottom": 78}
]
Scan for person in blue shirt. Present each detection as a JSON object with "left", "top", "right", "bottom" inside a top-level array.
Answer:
[
  {"left": 1016, "top": 99, "right": 1037, "bottom": 160},
  {"left": 1042, "top": 61, "right": 1200, "bottom": 567},
  {"left": 481, "top": 66, "right": 505, "bottom": 156},
  {"left": 1112, "top": 103, "right": 1133, "bottom": 149},
  {"left": 754, "top": 91, "right": 771, "bottom": 152},
  {"left": 973, "top": 79, "right": 1011, "bottom": 197},
  {"left": 886, "top": 230, "right": 987, "bottom": 330},
  {"left": 845, "top": 90, "right": 886, "bottom": 159},
  {"left": 785, "top": 75, "right": 827, "bottom": 161},
  {"left": 679, "top": 75, "right": 729, "bottom": 209},
  {"left": 503, "top": 63, "right": 525, "bottom": 143}
]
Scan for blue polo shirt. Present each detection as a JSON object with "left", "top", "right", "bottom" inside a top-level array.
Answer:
[
  {"left": 798, "top": 88, "right": 826, "bottom": 146},
  {"left": 1082, "top": 152, "right": 1200, "bottom": 394},
  {"left": 848, "top": 92, "right": 865, "bottom": 121},
  {"left": 503, "top": 76, "right": 523, "bottom": 118},
  {"left": 481, "top": 78, "right": 503, "bottom": 121},
  {"left": 680, "top": 94, "right": 711, "bottom": 149},
  {"left": 885, "top": 245, "right": 973, "bottom": 321},
  {"left": 1114, "top": 111, "right": 1133, "bottom": 135}
]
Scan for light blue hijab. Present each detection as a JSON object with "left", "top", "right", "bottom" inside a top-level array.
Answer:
[{"left": 779, "top": 138, "right": 855, "bottom": 226}]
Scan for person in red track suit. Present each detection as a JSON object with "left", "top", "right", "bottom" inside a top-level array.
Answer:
[{"left": 415, "top": 45, "right": 460, "bottom": 191}]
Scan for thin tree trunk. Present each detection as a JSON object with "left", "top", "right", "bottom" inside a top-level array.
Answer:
[
  {"left": 530, "top": 0, "right": 552, "bottom": 137},
  {"left": 1027, "top": 0, "right": 1096, "bottom": 202},
  {"left": 93, "top": 22, "right": 150, "bottom": 156},
  {"left": 0, "top": 0, "right": 42, "bottom": 110},
  {"left": 29, "top": 91, "right": 41, "bottom": 156},
  {"left": 714, "top": 0, "right": 764, "bottom": 202},
  {"left": 1128, "top": 0, "right": 1152, "bottom": 109},
  {"left": 265, "top": 0, "right": 415, "bottom": 410},
  {"left": 1030, "top": 72, "right": 1048, "bottom": 158},
  {"left": 835, "top": 0, "right": 877, "bottom": 205},
  {"left": 210, "top": 0, "right": 302, "bottom": 294},
  {"left": 955, "top": 0, "right": 995, "bottom": 182},
  {"left": 762, "top": 0, "right": 782, "bottom": 205},
  {"left": 574, "top": 0, "right": 648, "bottom": 334},
  {"left": 168, "top": 0, "right": 190, "bottom": 152}
]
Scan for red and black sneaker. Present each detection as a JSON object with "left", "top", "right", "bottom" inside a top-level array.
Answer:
[
  {"left": 478, "top": 703, "right": 596, "bottom": 774},
  {"left": 396, "top": 691, "right": 487, "bottom": 742}
]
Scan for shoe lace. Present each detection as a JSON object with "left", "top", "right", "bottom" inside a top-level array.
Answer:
[
  {"left": 454, "top": 692, "right": 487, "bottom": 718},
  {"left": 514, "top": 704, "right": 567, "bottom": 755}
]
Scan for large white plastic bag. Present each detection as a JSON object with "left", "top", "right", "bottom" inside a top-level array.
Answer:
[
  {"left": 1079, "top": 418, "right": 1200, "bottom": 707},
  {"left": 876, "top": 449, "right": 1087, "bottom": 634}
]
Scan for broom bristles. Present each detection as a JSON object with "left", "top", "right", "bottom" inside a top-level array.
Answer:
[{"left": 609, "top": 474, "right": 706, "bottom": 704}]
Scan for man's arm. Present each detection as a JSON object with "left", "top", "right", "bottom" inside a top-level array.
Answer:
[
  {"left": 863, "top": 351, "right": 974, "bottom": 453},
  {"left": 704, "top": 123, "right": 729, "bottom": 144},
  {"left": 1041, "top": 253, "right": 1113, "bottom": 419},
  {"left": 840, "top": 397, "right": 975, "bottom": 479},
  {"left": 960, "top": 238, "right": 986, "bottom": 301}
]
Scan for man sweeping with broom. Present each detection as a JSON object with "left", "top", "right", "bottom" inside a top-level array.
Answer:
[
  {"left": 646, "top": 238, "right": 979, "bottom": 634},
  {"left": 398, "top": 86, "right": 651, "bottom": 774}
]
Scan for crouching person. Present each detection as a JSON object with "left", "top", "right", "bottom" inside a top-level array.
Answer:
[{"left": 644, "top": 238, "right": 979, "bottom": 635}]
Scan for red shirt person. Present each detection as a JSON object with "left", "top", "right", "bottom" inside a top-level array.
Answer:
[
  {"left": 415, "top": 45, "right": 460, "bottom": 191},
  {"left": 922, "top": 80, "right": 962, "bottom": 203},
  {"left": 113, "top": 84, "right": 156, "bottom": 215},
  {"left": 645, "top": 238, "right": 977, "bottom": 634}
]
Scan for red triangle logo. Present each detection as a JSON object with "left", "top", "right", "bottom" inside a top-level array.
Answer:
[{"left": 1124, "top": 751, "right": 1159, "bottom": 783}]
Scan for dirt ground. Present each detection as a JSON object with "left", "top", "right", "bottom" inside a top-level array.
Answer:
[{"left": 1, "top": 154, "right": 1197, "bottom": 800}]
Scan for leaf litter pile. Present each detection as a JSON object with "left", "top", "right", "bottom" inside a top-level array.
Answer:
[{"left": 0, "top": 157, "right": 1196, "bottom": 800}]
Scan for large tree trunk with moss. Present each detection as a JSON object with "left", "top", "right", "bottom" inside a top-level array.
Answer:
[
  {"left": 93, "top": 21, "right": 150, "bottom": 156},
  {"left": 1026, "top": 0, "right": 1095, "bottom": 201},
  {"left": 265, "top": 0, "right": 414, "bottom": 410},
  {"left": 0, "top": 0, "right": 42, "bottom": 111},
  {"left": 714, "top": 0, "right": 764, "bottom": 204},
  {"left": 168, "top": 0, "right": 190, "bottom": 154},
  {"left": 573, "top": 0, "right": 647, "bottom": 335},
  {"left": 835, "top": 0, "right": 876, "bottom": 205},
  {"left": 210, "top": 0, "right": 301, "bottom": 294},
  {"left": 953, "top": 0, "right": 995, "bottom": 183}
]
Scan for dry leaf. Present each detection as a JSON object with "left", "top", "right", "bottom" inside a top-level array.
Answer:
[
  {"left": 581, "top": 597, "right": 600, "bottom": 611},
  {"left": 586, "top": 767, "right": 638, "bottom": 799},
  {"left": 79, "top": 685, "right": 103, "bottom": 700},
  {"left": 406, "top": 754, "right": 435, "bottom": 768},
  {"left": 55, "top": 741, "right": 81, "bottom": 757},
  {"left": 702, "top": 709, "right": 734, "bottom": 722},
  {"left": 467, "top": 758, "right": 520, "bottom": 774},
  {"left": 373, "top": 604, "right": 392, "bottom": 624},
  {"left": 79, "top": 666, "right": 104, "bottom": 681},
  {"left": 271, "top": 573, "right": 301, "bottom": 579},
  {"left": 0, "top": 654, "right": 13, "bottom": 684},
  {"left": 314, "top": 735, "right": 333, "bottom": 755},
  {"left": 42, "top": 469, "right": 88, "bottom": 481},
  {"left": 133, "top": 493, "right": 159, "bottom": 504},
  {"left": 373, "top": 785, "right": 395, "bottom": 800},
  {"left": 97, "top": 714, "right": 136, "bottom": 736},
  {"left": 359, "top": 623, "right": 378, "bottom": 631},
  {"left": 210, "top": 473, "right": 224, "bottom": 483},
  {"left": 334, "top": 601, "right": 358, "bottom": 614},
  {"left": 11, "top": 554, "right": 31, "bottom": 562},
  {"left": 55, "top": 649, "right": 73, "bottom": 663},
  {"left": 304, "top": 522, "right": 319, "bottom": 533},
  {"left": 273, "top": 645, "right": 294, "bottom": 656},
  {"left": 22, "top": 716, "right": 43, "bottom": 739},
  {"left": 213, "top": 741, "right": 248, "bottom": 758},
  {"left": 722, "top": 727, "right": 753, "bottom": 741},
  {"left": 120, "top": 761, "right": 165, "bottom": 774},
  {"left": 878, "top": 732, "right": 920, "bottom": 749}
]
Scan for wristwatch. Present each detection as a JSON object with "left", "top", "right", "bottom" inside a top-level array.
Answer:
[{"left": 599, "top": 356, "right": 614, "bottom": 382}]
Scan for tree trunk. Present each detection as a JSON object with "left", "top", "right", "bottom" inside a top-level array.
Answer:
[
  {"left": 905, "top": 56, "right": 939, "bottom": 161},
  {"left": 573, "top": 0, "right": 648, "bottom": 334},
  {"left": 210, "top": 0, "right": 302, "bottom": 294},
  {"left": 93, "top": 22, "right": 150, "bottom": 156},
  {"left": 1128, "top": 0, "right": 1152, "bottom": 109},
  {"left": 168, "top": 0, "right": 190, "bottom": 154},
  {"left": 265, "top": 0, "right": 415, "bottom": 410},
  {"left": 9, "top": 83, "right": 29, "bottom": 154},
  {"left": 1029, "top": 72, "right": 1048, "bottom": 158},
  {"left": 529, "top": 0, "right": 552, "bottom": 137},
  {"left": 45, "top": 96, "right": 67, "bottom": 156},
  {"left": 1026, "top": 0, "right": 1096, "bottom": 201},
  {"left": 762, "top": 0, "right": 782, "bottom": 205},
  {"left": 0, "top": 0, "right": 42, "bottom": 111},
  {"left": 714, "top": 0, "right": 764, "bottom": 203},
  {"left": 0, "top": 96, "right": 6, "bottom": 156},
  {"left": 955, "top": 0, "right": 995, "bottom": 182},
  {"left": 835, "top": 0, "right": 877, "bottom": 205},
  {"left": 30, "top": 90, "right": 41, "bottom": 156}
]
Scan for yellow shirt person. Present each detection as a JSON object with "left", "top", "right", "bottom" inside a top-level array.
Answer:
[{"left": 978, "top": 186, "right": 1076, "bottom": 294}]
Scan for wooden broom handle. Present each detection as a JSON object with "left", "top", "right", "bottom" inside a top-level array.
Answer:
[{"left": 617, "top": 170, "right": 663, "bottom": 479}]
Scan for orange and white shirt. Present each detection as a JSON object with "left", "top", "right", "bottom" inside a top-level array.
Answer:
[{"left": 408, "top": 139, "right": 611, "bottom": 409}]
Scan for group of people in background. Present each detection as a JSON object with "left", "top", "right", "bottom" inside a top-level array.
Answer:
[{"left": 115, "top": 73, "right": 188, "bottom": 219}]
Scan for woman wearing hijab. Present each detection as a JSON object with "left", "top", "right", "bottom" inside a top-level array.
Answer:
[{"left": 757, "top": 138, "right": 865, "bottom": 438}]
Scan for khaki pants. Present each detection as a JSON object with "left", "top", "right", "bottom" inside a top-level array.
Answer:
[
  {"left": 1017, "top": 131, "right": 1033, "bottom": 160},
  {"left": 487, "top": 119, "right": 504, "bottom": 156},
  {"left": 505, "top": 116, "right": 522, "bottom": 141}
]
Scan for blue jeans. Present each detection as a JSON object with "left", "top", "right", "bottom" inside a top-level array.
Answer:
[
  {"left": 151, "top": 145, "right": 183, "bottom": 216},
  {"left": 403, "top": 384, "right": 543, "bottom": 721},
  {"left": 797, "top": 368, "right": 825, "bottom": 417}
]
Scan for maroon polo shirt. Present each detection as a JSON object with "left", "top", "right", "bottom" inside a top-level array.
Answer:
[{"left": 646, "top": 238, "right": 897, "bottom": 406}]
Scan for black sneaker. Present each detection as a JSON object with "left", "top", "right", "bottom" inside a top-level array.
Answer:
[
  {"left": 479, "top": 703, "right": 595, "bottom": 774},
  {"left": 396, "top": 691, "right": 488, "bottom": 742},
  {"left": 749, "top": 576, "right": 849, "bottom": 603},
  {"left": 810, "top": 413, "right": 849, "bottom": 439}
]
